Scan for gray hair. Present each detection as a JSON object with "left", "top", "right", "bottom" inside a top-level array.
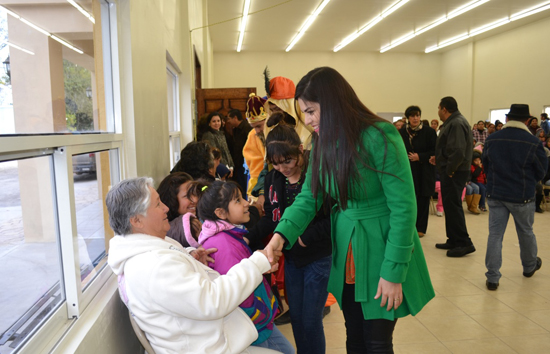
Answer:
[{"left": 106, "top": 177, "right": 154, "bottom": 235}]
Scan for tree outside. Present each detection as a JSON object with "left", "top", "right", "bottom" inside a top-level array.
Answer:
[{"left": 63, "top": 59, "right": 93, "bottom": 131}]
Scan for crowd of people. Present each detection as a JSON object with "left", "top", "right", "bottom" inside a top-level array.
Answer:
[{"left": 104, "top": 66, "right": 546, "bottom": 353}]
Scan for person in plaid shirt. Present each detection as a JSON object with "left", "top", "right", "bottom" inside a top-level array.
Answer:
[{"left": 472, "top": 120, "right": 489, "bottom": 144}]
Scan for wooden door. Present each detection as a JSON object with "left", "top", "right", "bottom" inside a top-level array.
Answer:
[{"left": 196, "top": 87, "right": 256, "bottom": 120}]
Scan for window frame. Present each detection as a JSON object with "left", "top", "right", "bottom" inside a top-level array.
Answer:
[
  {"left": 167, "top": 59, "right": 182, "bottom": 169},
  {"left": 0, "top": 1, "right": 124, "bottom": 352}
]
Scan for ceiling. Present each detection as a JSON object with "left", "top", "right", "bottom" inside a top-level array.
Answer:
[{"left": 206, "top": 0, "right": 550, "bottom": 53}]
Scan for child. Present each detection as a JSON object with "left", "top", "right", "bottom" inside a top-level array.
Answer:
[
  {"left": 196, "top": 181, "right": 294, "bottom": 354},
  {"left": 246, "top": 123, "right": 332, "bottom": 354},
  {"left": 212, "top": 147, "right": 231, "bottom": 180},
  {"left": 471, "top": 155, "right": 487, "bottom": 212}
]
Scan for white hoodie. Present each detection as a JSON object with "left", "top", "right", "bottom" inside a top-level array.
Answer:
[{"left": 108, "top": 233, "right": 271, "bottom": 354}]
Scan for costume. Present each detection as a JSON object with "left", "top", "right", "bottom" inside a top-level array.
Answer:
[
  {"left": 435, "top": 110, "right": 474, "bottom": 248},
  {"left": 244, "top": 93, "right": 268, "bottom": 196},
  {"left": 247, "top": 166, "right": 332, "bottom": 353},
  {"left": 199, "top": 220, "right": 278, "bottom": 346},
  {"left": 108, "top": 233, "right": 270, "bottom": 354},
  {"left": 399, "top": 124, "right": 436, "bottom": 234},
  {"left": 202, "top": 129, "right": 235, "bottom": 169},
  {"left": 274, "top": 122, "right": 434, "bottom": 321},
  {"left": 482, "top": 108, "right": 547, "bottom": 284}
]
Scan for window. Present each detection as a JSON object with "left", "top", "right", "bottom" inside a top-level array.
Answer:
[
  {"left": 544, "top": 106, "right": 550, "bottom": 116},
  {"left": 167, "top": 61, "right": 181, "bottom": 170},
  {"left": 489, "top": 109, "right": 508, "bottom": 124},
  {"left": 0, "top": 1, "right": 122, "bottom": 352}
]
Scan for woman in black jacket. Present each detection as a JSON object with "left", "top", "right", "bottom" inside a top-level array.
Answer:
[
  {"left": 246, "top": 123, "right": 331, "bottom": 354},
  {"left": 399, "top": 106, "right": 437, "bottom": 237}
]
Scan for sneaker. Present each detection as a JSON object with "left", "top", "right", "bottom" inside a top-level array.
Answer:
[
  {"left": 436, "top": 211, "right": 443, "bottom": 217},
  {"left": 447, "top": 245, "right": 476, "bottom": 257},
  {"left": 486, "top": 280, "right": 499, "bottom": 291},
  {"left": 523, "top": 257, "right": 542, "bottom": 277}
]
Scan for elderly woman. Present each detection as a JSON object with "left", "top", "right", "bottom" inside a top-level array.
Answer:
[
  {"left": 106, "top": 177, "right": 280, "bottom": 354},
  {"left": 399, "top": 105, "right": 437, "bottom": 237}
]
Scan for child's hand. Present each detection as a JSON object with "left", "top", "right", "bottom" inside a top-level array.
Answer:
[{"left": 256, "top": 249, "right": 282, "bottom": 273}]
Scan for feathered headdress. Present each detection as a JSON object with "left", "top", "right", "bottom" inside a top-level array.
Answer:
[{"left": 264, "top": 66, "right": 271, "bottom": 97}]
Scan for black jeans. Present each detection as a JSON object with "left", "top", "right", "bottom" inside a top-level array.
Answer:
[
  {"left": 441, "top": 170, "right": 474, "bottom": 247},
  {"left": 342, "top": 283, "right": 397, "bottom": 353}
]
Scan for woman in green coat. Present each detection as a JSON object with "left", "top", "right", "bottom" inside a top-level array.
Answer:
[{"left": 265, "top": 67, "right": 434, "bottom": 353}]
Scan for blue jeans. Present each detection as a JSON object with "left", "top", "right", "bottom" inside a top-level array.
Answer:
[
  {"left": 465, "top": 183, "right": 479, "bottom": 195},
  {"left": 485, "top": 199, "right": 539, "bottom": 283},
  {"left": 472, "top": 182, "right": 486, "bottom": 208},
  {"left": 253, "top": 325, "right": 295, "bottom": 354},
  {"left": 285, "top": 255, "right": 331, "bottom": 354}
]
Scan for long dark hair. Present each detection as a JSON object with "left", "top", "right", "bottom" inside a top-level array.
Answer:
[
  {"left": 157, "top": 172, "right": 193, "bottom": 221},
  {"left": 295, "top": 67, "right": 388, "bottom": 208},
  {"left": 266, "top": 123, "right": 307, "bottom": 177}
]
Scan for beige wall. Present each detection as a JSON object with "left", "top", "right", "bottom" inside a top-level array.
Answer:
[{"left": 212, "top": 51, "right": 442, "bottom": 120}]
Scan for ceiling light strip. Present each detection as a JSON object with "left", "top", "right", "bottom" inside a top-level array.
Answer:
[
  {"left": 67, "top": 0, "right": 95, "bottom": 24},
  {"left": 334, "top": 0, "right": 409, "bottom": 52},
  {"left": 286, "top": 0, "right": 331, "bottom": 52},
  {"left": 1, "top": 6, "right": 84, "bottom": 54},
  {"left": 3, "top": 41, "right": 35, "bottom": 55},
  {"left": 380, "top": 0, "right": 490, "bottom": 53},
  {"left": 236, "top": 0, "right": 251, "bottom": 52},
  {"left": 426, "top": 0, "right": 550, "bottom": 53}
]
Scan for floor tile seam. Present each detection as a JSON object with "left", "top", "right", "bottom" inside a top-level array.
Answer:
[
  {"left": 439, "top": 337, "right": 519, "bottom": 353},
  {"left": 468, "top": 309, "right": 549, "bottom": 337}
]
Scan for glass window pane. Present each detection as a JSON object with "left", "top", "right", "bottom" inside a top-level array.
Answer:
[
  {"left": 490, "top": 109, "right": 508, "bottom": 124},
  {"left": 72, "top": 151, "right": 111, "bottom": 290},
  {"left": 0, "top": 157, "right": 64, "bottom": 353},
  {"left": 167, "top": 69, "right": 176, "bottom": 132},
  {"left": 170, "top": 135, "right": 181, "bottom": 170},
  {"left": 0, "top": 2, "right": 113, "bottom": 134}
]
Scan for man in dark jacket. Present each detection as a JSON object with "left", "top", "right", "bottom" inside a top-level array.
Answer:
[
  {"left": 434, "top": 96, "right": 476, "bottom": 257},
  {"left": 225, "top": 109, "right": 252, "bottom": 196},
  {"left": 482, "top": 104, "right": 547, "bottom": 291}
]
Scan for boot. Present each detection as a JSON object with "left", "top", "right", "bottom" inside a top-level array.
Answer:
[
  {"left": 535, "top": 194, "right": 544, "bottom": 213},
  {"left": 468, "top": 194, "right": 481, "bottom": 215},
  {"left": 465, "top": 194, "right": 473, "bottom": 210}
]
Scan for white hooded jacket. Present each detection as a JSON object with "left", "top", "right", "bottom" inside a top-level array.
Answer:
[{"left": 108, "top": 233, "right": 271, "bottom": 354}]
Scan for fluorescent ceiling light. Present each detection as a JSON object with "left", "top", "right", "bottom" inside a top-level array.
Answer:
[
  {"left": 236, "top": 0, "right": 251, "bottom": 52},
  {"left": 0, "top": 5, "right": 20, "bottom": 19},
  {"left": 51, "top": 35, "right": 84, "bottom": 54},
  {"left": 511, "top": 1, "right": 550, "bottom": 21},
  {"left": 447, "top": 0, "right": 490, "bottom": 20},
  {"left": 3, "top": 41, "right": 34, "bottom": 55},
  {"left": 380, "top": 0, "right": 490, "bottom": 53},
  {"left": 334, "top": 0, "right": 409, "bottom": 52},
  {"left": 286, "top": 0, "right": 331, "bottom": 52},
  {"left": 67, "top": 0, "right": 95, "bottom": 24},
  {"left": 426, "top": 1, "right": 550, "bottom": 53},
  {"left": 20, "top": 18, "right": 51, "bottom": 36}
]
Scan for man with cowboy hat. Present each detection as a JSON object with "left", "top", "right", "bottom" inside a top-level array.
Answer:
[{"left": 482, "top": 103, "right": 547, "bottom": 291}]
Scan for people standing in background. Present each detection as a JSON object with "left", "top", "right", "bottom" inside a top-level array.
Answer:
[
  {"left": 265, "top": 67, "right": 434, "bottom": 353},
  {"left": 495, "top": 120, "right": 504, "bottom": 131},
  {"left": 540, "top": 113, "right": 550, "bottom": 135},
  {"left": 487, "top": 123, "right": 496, "bottom": 135},
  {"left": 201, "top": 112, "right": 234, "bottom": 174},
  {"left": 394, "top": 120, "right": 404, "bottom": 130},
  {"left": 434, "top": 96, "right": 476, "bottom": 257},
  {"left": 483, "top": 104, "right": 547, "bottom": 291},
  {"left": 430, "top": 119, "right": 440, "bottom": 132},
  {"left": 399, "top": 105, "right": 436, "bottom": 238},
  {"left": 528, "top": 117, "right": 540, "bottom": 135},
  {"left": 225, "top": 109, "right": 252, "bottom": 197}
]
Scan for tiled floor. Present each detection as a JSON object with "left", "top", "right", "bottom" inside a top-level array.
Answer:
[{"left": 277, "top": 204, "right": 550, "bottom": 353}]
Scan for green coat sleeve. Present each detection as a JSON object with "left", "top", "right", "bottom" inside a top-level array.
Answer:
[
  {"left": 368, "top": 123, "right": 417, "bottom": 283},
  {"left": 273, "top": 155, "right": 323, "bottom": 248}
]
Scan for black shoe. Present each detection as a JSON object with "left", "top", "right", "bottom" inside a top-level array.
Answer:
[
  {"left": 322, "top": 306, "right": 331, "bottom": 319},
  {"left": 536, "top": 207, "right": 544, "bottom": 213},
  {"left": 436, "top": 242, "right": 454, "bottom": 250},
  {"left": 486, "top": 280, "right": 499, "bottom": 291},
  {"left": 274, "top": 311, "right": 291, "bottom": 325},
  {"left": 523, "top": 257, "right": 542, "bottom": 277},
  {"left": 447, "top": 245, "right": 476, "bottom": 257}
]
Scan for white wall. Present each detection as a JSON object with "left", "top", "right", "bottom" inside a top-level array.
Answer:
[{"left": 212, "top": 51, "right": 442, "bottom": 119}]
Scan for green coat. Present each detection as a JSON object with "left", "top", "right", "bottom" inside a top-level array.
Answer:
[{"left": 275, "top": 122, "right": 435, "bottom": 320}]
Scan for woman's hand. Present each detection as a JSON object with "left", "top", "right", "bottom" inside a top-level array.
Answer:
[
  {"left": 264, "top": 233, "right": 285, "bottom": 264},
  {"left": 408, "top": 152, "right": 419, "bottom": 162},
  {"left": 374, "top": 277, "right": 403, "bottom": 311},
  {"left": 190, "top": 246, "right": 217, "bottom": 266},
  {"left": 256, "top": 249, "right": 282, "bottom": 273}
]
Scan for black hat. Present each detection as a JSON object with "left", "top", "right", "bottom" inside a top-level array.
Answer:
[{"left": 506, "top": 104, "right": 531, "bottom": 119}]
